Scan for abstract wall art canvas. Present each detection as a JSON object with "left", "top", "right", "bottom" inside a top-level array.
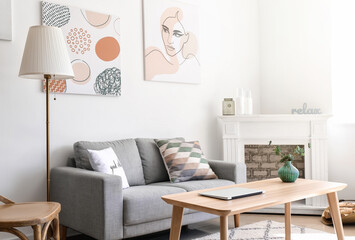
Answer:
[
  {"left": 143, "top": 0, "right": 200, "bottom": 84},
  {"left": 41, "top": 1, "right": 121, "bottom": 96},
  {"left": 0, "top": 0, "right": 12, "bottom": 41}
]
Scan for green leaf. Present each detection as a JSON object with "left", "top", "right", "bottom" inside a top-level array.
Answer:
[
  {"left": 280, "top": 154, "right": 294, "bottom": 163},
  {"left": 294, "top": 146, "right": 305, "bottom": 157},
  {"left": 274, "top": 145, "right": 281, "bottom": 155},
  {"left": 280, "top": 155, "right": 289, "bottom": 162}
]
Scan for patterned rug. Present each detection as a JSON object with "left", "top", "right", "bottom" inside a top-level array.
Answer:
[{"left": 193, "top": 220, "right": 347, "bottom": 240}]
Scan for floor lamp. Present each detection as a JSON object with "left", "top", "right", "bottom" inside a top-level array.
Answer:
[{"left": 19, "top": 26, "right": 74, "bottom": 201}]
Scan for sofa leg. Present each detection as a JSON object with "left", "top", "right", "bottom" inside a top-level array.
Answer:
[
  {"left": 182, "top": 225, "right": 189, "bottom": 232},
  {"left": 60, "top": 224, "right": 67, "bottom": 240}
]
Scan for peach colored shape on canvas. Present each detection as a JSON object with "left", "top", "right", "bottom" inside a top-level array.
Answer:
[
  {"left": 95, "top": 37, "right": 120, "bottom": 62},
  {"left": 71, "top": 59, "right": 91, "bottom": 85},
  {"left": 145, "top": 47, "right": 179, "bottom": 80},
  {"left": 43, "top": 79, "right": 66, "bottom": 93},
  {"left": 84, "top": 10, "right": 111, "bottom": 28},
  {"left": 66, "top": 28, "right": 91, "bottom": 54}
]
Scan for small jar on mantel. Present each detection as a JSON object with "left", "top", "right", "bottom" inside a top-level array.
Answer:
[{"left": 222, "top": 98, "right": 235, "bottom": 116}]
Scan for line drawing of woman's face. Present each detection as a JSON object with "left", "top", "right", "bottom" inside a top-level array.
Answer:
[{"left": 161, "top": 12, "right": 189, "bottom": 57}]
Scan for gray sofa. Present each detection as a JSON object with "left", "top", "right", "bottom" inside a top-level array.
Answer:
[{"left": 51, "top": 138, "right": 246, "bottom": 240}]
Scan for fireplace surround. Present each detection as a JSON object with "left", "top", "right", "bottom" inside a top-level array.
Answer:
[{"left": 219, "top": 114, "right": 331, "bottom": 214}]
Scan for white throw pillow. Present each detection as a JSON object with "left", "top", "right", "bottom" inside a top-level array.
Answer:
[{"left": 87, "top": 147, "right": 130, "bottom": 189}]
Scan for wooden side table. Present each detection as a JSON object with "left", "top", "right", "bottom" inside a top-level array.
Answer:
[{"left": 0, "top": 196, "right": 61, "bottom": 240}]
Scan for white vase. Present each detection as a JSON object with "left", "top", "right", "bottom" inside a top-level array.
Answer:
[{"left": 236, "top": 88, "right": 245, "bottom": 115}]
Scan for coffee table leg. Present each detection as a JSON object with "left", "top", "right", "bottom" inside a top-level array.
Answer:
[
  {"left": 327, "top": 192, "right": 345, "bottom": 240},
  {"left": 234, "top": 214, "right": 240, "bottom": 228},
  {"left": 285, "top": 202, "right": 291, "bottom": 240},
  {"left": 220, "top": 216, "right": 228, "bottom": 240},
  {"left": 169, "top": 206, "right": 184, "bottom": 240}
]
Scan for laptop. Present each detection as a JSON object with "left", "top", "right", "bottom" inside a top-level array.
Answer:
[{"left": 199, "top": 187, "right": 265, "bottom": 200}]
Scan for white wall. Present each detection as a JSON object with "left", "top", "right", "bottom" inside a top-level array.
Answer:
[
  {"left": 0, "top": 0, "right": 260, "bottom": 202},
  {"left": 329, "top": 0, "right": 355, "bottom": 199},
  {"left": 331, "top": 0, "right": 355, "bottom": 124},
  {"left": 0, "top": 0, "right": 260, "bottom": 238},
  {"left": 258, "top": 0, "right": 355, "bottom": 200},
  {"left": 259, "top": 0, "right": 332, "bottom": 114}
]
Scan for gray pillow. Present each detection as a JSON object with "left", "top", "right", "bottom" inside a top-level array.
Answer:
[
  {"left": 74, "top": 139, "right": 145, "bottom": 186},
  {"left": 135, "top": 138, "right": 184, "bottom": 184}
]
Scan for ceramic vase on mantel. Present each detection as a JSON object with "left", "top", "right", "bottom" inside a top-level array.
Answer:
[{"left": 278, "top": 161, "right": 299, "bottom": 183}]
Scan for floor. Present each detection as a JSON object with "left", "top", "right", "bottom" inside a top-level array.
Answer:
[{"left": 68, "top": 213, "right": 355, "bottom": 239}]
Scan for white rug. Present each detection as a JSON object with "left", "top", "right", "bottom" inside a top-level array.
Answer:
[{"left": 193, "top": 220, "right": 354, "bottom": 240}]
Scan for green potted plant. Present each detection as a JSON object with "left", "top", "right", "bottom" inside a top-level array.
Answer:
[{"left": 269, "top": 141, "right": 305, "bottom": 183}]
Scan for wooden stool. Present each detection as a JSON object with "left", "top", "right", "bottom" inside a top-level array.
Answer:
[{"left": 0, "top": 196, "right": 61, "bottom": 240}]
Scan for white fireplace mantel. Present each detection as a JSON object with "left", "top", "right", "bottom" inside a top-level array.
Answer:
[{"left": 218, "top": 114, "right": 332, "bottom": 213}]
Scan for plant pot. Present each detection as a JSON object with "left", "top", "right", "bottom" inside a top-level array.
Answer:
[{"left": 278, "top": 160, "right": 299, "bottom": 183}]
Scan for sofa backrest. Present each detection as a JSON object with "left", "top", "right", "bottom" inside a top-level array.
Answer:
[
  {"left": 135, "top": 138, "right": 169, "bottom": 184},
  {"left": 73, "top": 139, "right": 145, "bottom": 186},
  {"left": 135, "top": 138, "right": 184, "bottom": 184}
]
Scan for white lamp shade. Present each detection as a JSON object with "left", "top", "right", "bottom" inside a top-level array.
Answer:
[{"left": 19, "top": 25, "right": 74, "bottom": 80}]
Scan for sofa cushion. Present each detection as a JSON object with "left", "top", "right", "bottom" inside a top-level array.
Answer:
[
  {"left": 135, "top": 138, "right": 184, "bottom": 184},
  {"left": 87, "top": 147, "right": 130, "bottom": 189},
  {"left": 155, "top": 139, "right": 218, "bottom": 183},
  {"left": 123, "top": 185, "right": 186, "bottom": 225},
  {"left": 74, "top": 139, "right": 145, "bottom": 186},
  {"left": 149, "top": 179, "right": 235, "bottom": 192}
]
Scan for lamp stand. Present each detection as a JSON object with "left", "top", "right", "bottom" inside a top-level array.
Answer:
[
  {"left": 19, "top": 26, "right": 74, "bottom": 202},
  {"left": 44, "top": 74, "right": 51, "bottom": 202}
]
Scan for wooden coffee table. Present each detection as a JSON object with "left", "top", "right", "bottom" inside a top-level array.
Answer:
[{"left": 162, "top": 178, "right": 347, "bottom": 240}]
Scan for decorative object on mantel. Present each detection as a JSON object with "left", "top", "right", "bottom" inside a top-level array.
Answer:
[
  {"left": 235, "top": 88, "right": 253, "bottom": 115},
  {"left": 0, "top": 0, "right": 12, "bottom": 40},
  {"left": 19, "top": 25, "right": 74, "bottom": 201},
  {"left": 143, "top": 0, "right": 200, "bottom": 84},
  {"left": 235, "top": 88, "right": 245, "bottom": 114},
  {"left": 292, "top": 103, "right": 322, "bottom": 114},
  {"left": 269, "top": 141, "right": 304, "bottom": 183},
  {"left": 244, "top": 89, "right": 253, "bottom": 114},
  {"left": 222, "top": 98, "right": 235, "bottom": 115},
  {"left": 42, "top": 1, "right": 121, "bottom": 96}
]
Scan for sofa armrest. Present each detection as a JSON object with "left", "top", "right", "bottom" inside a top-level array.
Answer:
[
  {"left": 51, "top": 167, "right": 123, "bottom": 240},
  {"left": 208, "top": 160, "right": 247, "bottom": 184}
]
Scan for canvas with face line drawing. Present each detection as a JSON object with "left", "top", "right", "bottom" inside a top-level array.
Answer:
[{"left": 143, "top": 0, "right": 200, "bottom": 84}]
